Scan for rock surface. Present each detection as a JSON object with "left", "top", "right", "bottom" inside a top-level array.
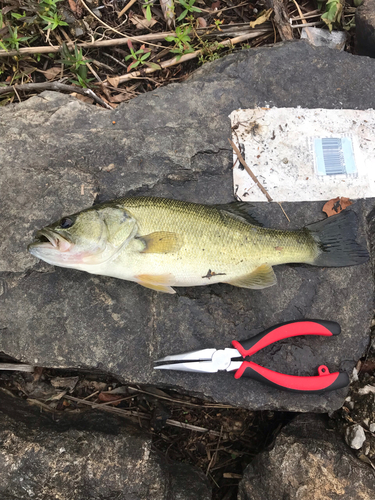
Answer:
[
  {"left": 356, "top": 0, "right": 375, "bottom": 58},
  {"left": 238, "top": 414, "right": 375, "bottom": 500},
  {"left": 0, "top": 395, "right": 211, "bottom": 500},
  {"left": 0, "top": 41, "right": 374, "bottom": 411}
]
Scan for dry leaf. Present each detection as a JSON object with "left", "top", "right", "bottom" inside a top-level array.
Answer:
[
  {"left": 322, "top": 197, "right": 353, "bottom": 217},
  {"left": 197, "top": 17, "right": 207, "bottom": 28},
  {"left": 37, "top": 67, "right": 61, "bottom": 81},
  {"left": 98, "top": 392, "right": 123, "bottom": 405},
  {"left": 109, "top": 93, "right": 130, "bottom": 103},
  {"left": 70, "top": 92, "right": 94, "bottom": 104},
  {"left": 130, "top": 13, "right": 157, "bottom": 29},
  {"left": 249, "top": 8, "right": 273, "bottom": 28},
  {"left": 211, "top": 1, "right": 220, "bottom": 9},
  {"left": 107, "top": 76, "right": 120, "bottom": 88},
  {"left": 68, "top": 0, "right": 77, "bottom": 13}
]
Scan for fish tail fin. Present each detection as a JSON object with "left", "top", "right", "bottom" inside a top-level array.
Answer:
[{"left": 306, "top": 210, "right": 369, "bottom": 267}]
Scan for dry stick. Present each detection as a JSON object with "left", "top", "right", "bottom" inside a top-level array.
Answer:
[
  {"left": 0, "top": 82, "right": 112, "bottom": 109},
  {"left": 0, "top": 32, "right": 174, "bottom": 58},
  {"left": 228, "top": 138, "right": 273, "bottom": 202},
  {"left": 107, "top": 31, "right": 270, "bottom": 85},
  {"left": 63, "top": 395, "right": 222, "bottom": 436},
  {"left": 118, "top": 0, "right": 138, "bottom": 18},
  {"left": 291, "top": 0, "right": 313, "bottom": 42},
  {"left": 206, "top": 425, "right": 223, "bottom": 475},
  {"left": 0, "top": 363, "right": 34, "bottom": 372},
  {"left": 79, "top": 0, "right": 168, "bottom": 49},
  {"left": 0, "top": 26, "right": 270, "bottom": 58}
]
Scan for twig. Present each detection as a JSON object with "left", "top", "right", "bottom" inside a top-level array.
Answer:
[
  {"left": 63, "top": 395, "right": 222, "bottom": 436},
  {"left": 106, "top": 30, "right": 271, "bottom": 85},
  {"left": 206, "top": 425, "right": 223, "bottom": 475},
  {"left": 0, "top": 363, "right": 34, "bottom": 372},
  {"left": 277, "top": 202, "right": 290, "bottom": 222},
  {"left": 127, "top": 386, "right": 234, "bottom": 408},
  {"left": 79, "top": 0, "right": 167, "bottom": 49},
  {"left": 0, "top": 32, "right": 174, "bottom": 58},
  {"left": 228, "top": 138, "right": 273, "bottom": 202},
  {"left": 291, "top": 0, "right": 313, "bottom": 43},
  {"left": 118, "top": 0, "right": 138, "bottom": 18},
  {"left": 0, "top": 82, "right": 112, "bottom": 109},
  {"left": 291, "top": 21, "right": 324, "bottom": 28},
  {"left": 166, "top": 419, "right": 222, "bottom": 437}
]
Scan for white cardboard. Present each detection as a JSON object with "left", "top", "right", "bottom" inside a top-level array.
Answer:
[{"left": 230, "top": 108, "right": 375, "bottom": 202}]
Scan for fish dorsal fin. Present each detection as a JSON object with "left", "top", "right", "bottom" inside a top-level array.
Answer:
[
  {"left": 140, "top": 231, "right": 181, "bottom": 254},
  {"left": 135, "top": 273, "right": 176, "bottom": 294},
  {"left": 227, "top": 264, "right": 276, "bottom": 289},
  {"left": 213, "top": 202, "right": 263, "bottom": 227}
]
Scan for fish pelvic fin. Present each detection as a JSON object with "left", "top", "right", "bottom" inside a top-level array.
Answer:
[
  {"left": 140, "top": 231, "right": 181, "bottom": 254},
  {"left": 306, "top": 210, "right": 369, "bottom": 267},
  {"left": 227, "top": 264, "right": 277, "bottom": 289},
  {"left": 135, "top": 273, "right": 176, "bottom": 294}
]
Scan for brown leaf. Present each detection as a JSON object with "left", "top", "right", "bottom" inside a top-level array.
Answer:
[
  {"left": 70, "top": 92, "right": 94, "bottom": 104},
  {"left": 322, "top": 197, "right": 353, "bottom": 217},
  {"left": 43, "top": 67, "right": 61, "bottom": 81},
  {"left": 109, "top": 93, "right": 130, "bottom": 103},
  {"left": 211, "top": 1, "right": 220, "bottom": 10},
  {"left": 129, "top": 12, "right": 157, "bottom": 29},
  {"left": 68, "top": 0, "right": 77, "bottom": 13},
  {"left": 197, "top": 17, "right": 207, "bottom": 28},
  {"left": 97, "top": 392, "right": 123, "bottom": 405},
  {"left": 107, "top": 75, "right": 120, "bottom": 88}
]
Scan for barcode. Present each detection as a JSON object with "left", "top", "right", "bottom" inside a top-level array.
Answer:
[
  {"left": 314, "top": 137, "right": 357, "bottom": 177},
  {"left": 321, "top": 138, "right": 346, "bottom": 175}
]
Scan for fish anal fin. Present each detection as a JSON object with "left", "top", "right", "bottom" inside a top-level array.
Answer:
[
  {"left": 140, "top": 231, "right": 181, "bottom": 254},
  {"left": 135, "top": 273, "right": 176, "bottom": 294},
  {"left": 227, "top": 264, "right": 276, "bottom": 289}
]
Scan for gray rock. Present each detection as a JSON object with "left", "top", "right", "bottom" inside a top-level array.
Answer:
[
  {"left": 0, "top": 400, "right": 210, "bottom": 500},
  {"left": 345, "top": 423, "right": 366, "bottom": 449},
  {"left": 356, "top": 0, "right": 375, "bottom": 58},
  {"left": 0, "top": 41, "right": 374, "bottom": 411},
  {"left": 238, "top": 414, "right": 375, "bottom": 500}
]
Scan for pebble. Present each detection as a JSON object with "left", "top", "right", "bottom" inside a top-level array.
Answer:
[{"left": 345, "top": 424, "right": 366, "bottom": 450}]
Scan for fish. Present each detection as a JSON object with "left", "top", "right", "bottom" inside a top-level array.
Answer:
[{"left": 28, "top": 197, "right": 369, "bottom": 294}]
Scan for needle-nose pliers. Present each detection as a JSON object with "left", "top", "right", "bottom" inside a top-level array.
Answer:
[{"left": 154, "top": 320, "right": 349, "bottom": 393}]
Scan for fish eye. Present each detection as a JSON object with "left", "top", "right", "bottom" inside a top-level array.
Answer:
[{"left": 60, "top": 217, "right": 74, "bottom": 229}]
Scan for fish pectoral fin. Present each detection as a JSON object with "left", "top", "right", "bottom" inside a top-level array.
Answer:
[
  {"left": 135, "top": 273, "right": 176, "bottom": 294},
  {"left": 227, "top": 264, "right": 277, "bottom": 289},
  {"left": 139, "top": 231, "right": 181, "bottom": 254}
]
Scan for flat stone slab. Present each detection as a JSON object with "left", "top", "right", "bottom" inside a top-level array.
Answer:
[{"left": 1, "top": 41, "right": 374, "bottom": 411}]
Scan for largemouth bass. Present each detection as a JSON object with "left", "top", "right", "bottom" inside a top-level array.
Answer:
[{"left": 28, "top": 197, "right": 369, "bottom": 294}]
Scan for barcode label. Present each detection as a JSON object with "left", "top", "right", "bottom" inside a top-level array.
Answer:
[{"left": 314, "top": 137, "right": 357, "bottom": 176}]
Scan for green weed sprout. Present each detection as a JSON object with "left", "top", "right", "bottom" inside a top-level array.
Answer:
[
  {"left": 165, "top": 26, "right": 194, "bottom": 60},
  {"left": 176, "top": 0, "right": 201, "bottom": 21}
]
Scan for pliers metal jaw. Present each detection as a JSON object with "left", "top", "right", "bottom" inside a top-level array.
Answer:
[{"left": 154, "top": 320, "right": 350, "bottom": 393}]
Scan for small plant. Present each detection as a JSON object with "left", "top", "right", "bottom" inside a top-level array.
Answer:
[
  {"left": 198, "top": 40, "right": 224, "bottom": 65},
  {"left": 59, "top": 44, "right": 94, "bottom": 88},
  {"left": 320, "top": 0, "right": 343, "bottom": 31},
  {"left": 39, "top": 12, "right": 68, "bottom": 30},
  {"left": 142, "top": 0, "right": 155, "bottom": 21},
  {"left": 125, "top": 47, "right": 152, "bottom": 71},
  {"left": 165, "top": 25, "right": 194, "bottom": 60},
  {"left": 2, "top": 25, "right": 31, "bottom": 51},
  {"left": 176, "top": 0, "right": 201, "bottom": 22}
]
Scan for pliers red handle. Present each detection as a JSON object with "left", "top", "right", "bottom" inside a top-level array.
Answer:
[{"left": 154, "top": 320, "right": 349, "bottom": 393}]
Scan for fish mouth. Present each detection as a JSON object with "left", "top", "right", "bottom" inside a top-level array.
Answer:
[{"left": 28, "top": 229, "right": 72, "bottom": 253}]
